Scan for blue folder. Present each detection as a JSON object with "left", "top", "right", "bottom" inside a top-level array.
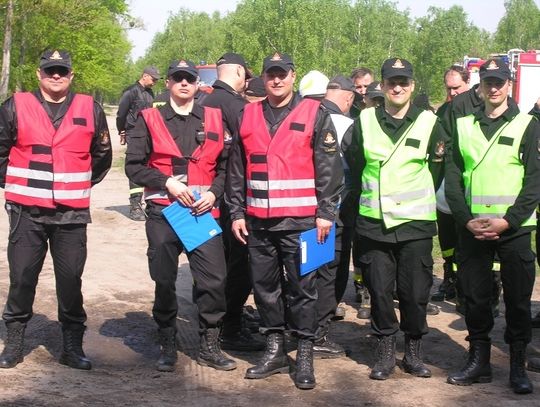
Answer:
[
  {"left": 299, "top": 224, "right": 336, "bottom": 276},
  {"left": 161, "top": 195, "right": 222, "bottom": 252}
]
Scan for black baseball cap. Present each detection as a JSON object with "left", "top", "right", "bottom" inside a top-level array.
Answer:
[
  {"left": 216, "top": 52, "right": 252, "bottom": 78},
  {"left": 366, "top": 81, "right": 384, "bottom": 99},
  {"left": 479, "top": 59, "right": 511, "bottom": 81},
  {"left": 262, "top": 52, "right": 295, "bottom": 73},
  {"left": 143, "top": 66, "right": 161, "bottom": 80},
  {"left": 167, "top": 59, "right": 198, "bottom": 78},
  {"left": 327, "top": 75, "right": 355, "bottom": 92},
  {"left": 245, "top": 77, "right": 266, "bottom": 97},
  {"left": 381, "top": 58, "right": 413, "bottom": 80},
  {"left": 40, "top": 49, "right": 72, "bottom": 70}
]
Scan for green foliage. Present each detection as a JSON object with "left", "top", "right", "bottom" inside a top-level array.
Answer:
[{"left": 494, "top": 0, "right": 540, "bottom": 51}]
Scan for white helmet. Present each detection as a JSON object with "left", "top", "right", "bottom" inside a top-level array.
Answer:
[{"left": 299, "top": 70, "right": 329, "bottom": 98}]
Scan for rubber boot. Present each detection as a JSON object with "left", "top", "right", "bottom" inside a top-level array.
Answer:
[
  {"left": 0, "top": 322, "right": 26, "bottom": 368},
  {"left": 156, "top": 327, "right": 177, "bottom": 372},
  {"left": 313, "top": 325, "right": 345, "bottom": 359},
  {"left": 59, "top": 324, "right": 92, "bottom": 370},
  {"left": 509, "top": 342, "right": 533, "bottom": 394},
  {"left": 369, "top": 335, "right": 396, "bottom": 380},
  {"left": 447, "top": 341, "right": 492, "bottom": 385},
  {"left": 198, "top": 328, "right": 237, "bottom": 371},
  {"left": 431, "top": 261, "right": 456, "bottom": 301},
  {"left": 245, "top": 332, "right": 289, "bottom": 379},
  {"left": 402, "top": 336, "right": 431, "bottom": 377},
  {"left": 295, "top": 339, "right": 316, "bottom": 390}
]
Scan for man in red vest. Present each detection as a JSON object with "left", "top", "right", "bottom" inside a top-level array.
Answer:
[
  {"left": 125, "top": 59, "right": 236, "bottom": 373},
  {"left": 226, "top": 52, "right": 343, "bottom": 389},
  {"left": 0, "top": 49, "right": 112, "bottom": 370}
]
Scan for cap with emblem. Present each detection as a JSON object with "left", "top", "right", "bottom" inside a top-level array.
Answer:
[
  {"left": 366, "top": 81, "right": 384, "bottom": 99},
  {"left": 167, "top": 59, "right": 198, "bottom": 78},
  {"left": 262, "top": 52, "right": 295, "bottom": 73},
  {"left": 245, "top": 77, "right": 266, "bottom": 97},
  {"left": 381, "top": 58, "right": 413, "bottom": 80},
  {"left": 216, "top": 52, "right": 252, "bottom": 78},
  {"left": 327, "top": 75, "right": 356, "bottom": 92},
  {"left": 479, "top": 58, "right": 511, "bottom": 81},
  {"left": 143, "top": 66, "right": 161, "bottom": 80},
  {"left": 40, "top": 49, "right": 72, "bottom": 70}
]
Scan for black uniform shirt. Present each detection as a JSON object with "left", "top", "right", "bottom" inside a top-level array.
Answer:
[
  {"left": 125, "top": 102, "right": 229, "bottom": 202},
  {"left": 445, "top": 103, "right": 540, "bottom": 238},
  {"left": 0, "top": 91, "right": 112, "bottom": 224},
  {"left": 226, "top": 93, "right": 344, "bottom": 231},
  {"left": 199, "top": 80, "right": 247, "bottom": 135},
  {"left": 342, "top": 104, "right": 449, "bottom": 243},
  {"left": 116, "top": 81, "right": 154, "bottom": 132}
]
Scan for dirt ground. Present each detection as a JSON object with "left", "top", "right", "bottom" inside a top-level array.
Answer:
[{"left": 0, "top": 112, "right": 539, "bottom": 407}]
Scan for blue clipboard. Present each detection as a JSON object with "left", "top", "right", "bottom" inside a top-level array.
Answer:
[
  {"left": 161, "top": 194, "right": 222, "bottom": 252},
  {"left": 299, "top": 224, "right": 336, "bottom": 276}
]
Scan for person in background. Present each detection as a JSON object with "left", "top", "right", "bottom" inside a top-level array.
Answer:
[
  {"left": 0, "top": 49, "right": 112, "bottom": 370},
  {"left": 244, "top": 77, "right": 267, "bottom": 103},
  {"left": 116, "top": 66, "right": 160, "bottom": 221}
]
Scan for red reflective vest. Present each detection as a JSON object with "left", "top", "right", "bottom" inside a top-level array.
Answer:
[
  {"left": 141, "top": 106, "right": 224, "bottom": 218},
  {"left": 4, "top": 92, "right": 94, "bottom": 209},
  {"left": 240, "top": 98, "right": 320, "bottom": 218}
]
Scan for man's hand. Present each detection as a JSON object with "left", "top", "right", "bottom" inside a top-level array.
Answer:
[
  {"left": 480, "top": 218, "right": 509, "bottom": 240},
  {"left": 191, "top": 191, "right": 216, "bottom": 215},
  {"left": 232, "top": 219, "right": 249, "bottom": 245},
  {"left": 119, "top": 130, "right": 127, "bottom": 145},
  {"left": 466, "top": 218, "right": 490, "bottom": 239},
  {"left": 316, "top": 217, "right": 333, "bottom": 243},
  {"left": 165, "top": 177, "right": 195, "bottom": 207}
]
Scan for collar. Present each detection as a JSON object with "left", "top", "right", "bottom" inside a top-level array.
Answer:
[
  {"left": 212, "top": 80, "right": 239, "bottom": 95},
  {"left": 473, "top": 100, "right": 519, "bottom": 123},
  {"left": 162, "top": 100, "right": 204, "bottom": 120},
  {"left": 321, "top": 99, "right": 342, "bottom": 114}
]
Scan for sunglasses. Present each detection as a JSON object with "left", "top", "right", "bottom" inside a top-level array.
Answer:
[
  {"left": 171, "top": 73, "right": 197, "bottom": 84},
  {"left": 43, "top": 66, "right": 70, "bottom": 77}
]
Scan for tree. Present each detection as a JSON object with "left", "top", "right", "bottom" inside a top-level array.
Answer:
[
  {"left": 0, "top": 0, "right": 14, "bottom": 102},
  {"left": 494, "top": 0, "right": 540, "bottom": 51}
]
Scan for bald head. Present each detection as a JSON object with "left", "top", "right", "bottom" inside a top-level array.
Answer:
[
  {"left": 325, "top": 88, "right": 355, "bottom": 114},
  {"left": 217, "top": 63, "right": 248, "bottom": 93}
]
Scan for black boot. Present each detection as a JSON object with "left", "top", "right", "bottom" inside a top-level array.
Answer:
[
  {"left": 156, "top": 327, "right": 177, "bottom": 372},
  {"left": 509, "top": 342, "right": 533, "bottom": 394},
  {"left": 295, "top": 339, "right": 316, "bottom": 390},
  {"left": 0, "top": 322, "right": 26, "bottom": 368},
  {"left": 527, "top": 357, "right": 540, "bottom": 373},
  {"left": 447, "top": 341, "right": 492, "bottom": 385},
  {"left": 129, "top": 195, "right": 145, "bottom": 221},
  {"left": 198, "top": 328, "right": 237, "bottom": 371},
  {"left": 245, "top": 332, "right": 289, "bottom": 379},
  {"left": 402, "top": 336, "right": 431, "bottom": 377},
  {"left": 369, "top": 335, "right": 396, "bottom": 380},
  {"left": 220, "top": 327, "right": 265, "bottom": 351},
  {"left": 313, "top": 325, "right": 345, "bottom": 359},
  {"left": 431, "top": 261, "right": 456, "bottom": 301},
  {"left": 59, "top": 324, "right": 92, "bottom": 370}
]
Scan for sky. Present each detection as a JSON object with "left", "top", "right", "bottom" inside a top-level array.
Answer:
[{"left": 126, "top": 0, "right": 540, "bottom": 60}]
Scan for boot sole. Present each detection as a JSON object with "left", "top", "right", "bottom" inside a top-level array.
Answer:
[
  {"left": 156, "top": 364, "right": 176, "bottom": 372},
  {"left": 197, "top": 358, "right": 237, "bottom": 371},
  {"left": 0, "top": 357, "right": 23, "bottom": 368},
  {"left": 295, "top": 381, "right": 316, "bottom": 390},
  {"left": 369, "top": 367, "right": 395, "bottom": 380},
  {"left": 447, "top": 376, "right": 492, "bottom": 386},
  {"left": 245, "top": 366, "right": 289, "bottom": 379},
  {"left": 59, "top": 357, "right": 92, "bottom": 370},
  {"left": 313, "top": 351, "right": 346, "bottom": 359}
]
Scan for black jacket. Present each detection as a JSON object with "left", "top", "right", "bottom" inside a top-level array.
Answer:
[
  {"left": 198, "top": 80, "right": 246, "bottom": 135},
  {"left": 116, "top": 81, "right": 154, "bottom": 133}
]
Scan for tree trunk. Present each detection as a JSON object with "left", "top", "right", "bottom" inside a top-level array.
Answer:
[{"left": 0, "top": 0, "right": 14, "bottom": 102}]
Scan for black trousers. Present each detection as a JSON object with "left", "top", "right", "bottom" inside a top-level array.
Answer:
[
  {"left": 436, "top": 210, "right": 457, "bottom": 261},
  {"left": 356, "top": 236, "right": 433, "bottom": 338},
  {"left": 3, "top": 211, "right": 87, "bottom": 325},
  {"left": 145, "top": 205, "right": 227, "bottom": 333},
  {"left": 316, "top": 224, "right": 352, "bottom": 328},
  {"left": 456, "top": 230, "right": 535, "bottom": 344},
  {"left": 221, "top": 216, "right": 252, "bottom": 335},
  {"left": 248, "top": 229, "right": 318, "bottom": 339}
]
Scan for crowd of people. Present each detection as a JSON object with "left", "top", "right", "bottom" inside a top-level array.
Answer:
[{"left": 0, "top": 48, "right": 539, "bottom": 394}]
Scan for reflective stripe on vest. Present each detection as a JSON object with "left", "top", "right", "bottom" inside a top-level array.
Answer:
[
  {"left": 457, "top": 112, "right": 535, "bottom": 226},
  {"left": 4, "top": 93, "right": 94, "bottom": 209},
  {"left": 141, "top": 106, "right": 224, "bottom": 218},
  {"left": 359, "top": 107, "right": 437, "bottom": 228},
  {"left": 240, "top": 98, "right": 320, "bottom": 218}
]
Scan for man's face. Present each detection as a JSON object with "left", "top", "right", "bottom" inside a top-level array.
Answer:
[
  {"left": 382, "top": 76, "right": 415, "bottom": 109},
  {"left": 167, "top": 72, "right": 198, "bottom": 102},
  {"left": 353, "top": 73, "right": 373, "bottom": 96},
  {"left": 444, "top": 71, "right": 468, "bottom": 100},
  {"left": 143, "top": 73, "right": 158, "bottom": 88},
  {"left": 263, "top": 68, "right": 295, "bottom": 101},
  {"left": 36, "top": 66, "right": 73, "bottom": 99},
  {"left": 480, "top": 77, "right": 510, "bottom": 108}
]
